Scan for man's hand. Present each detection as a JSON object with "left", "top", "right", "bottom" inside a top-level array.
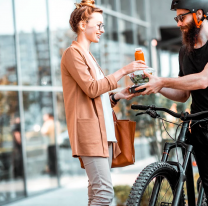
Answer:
[{"left": 135, "top": 71, "right": 164, "bottom": 95}]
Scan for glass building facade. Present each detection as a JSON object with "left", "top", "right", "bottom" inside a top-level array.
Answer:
[{"left": 0, "top": 0, "right": 150, "bottom": 204}]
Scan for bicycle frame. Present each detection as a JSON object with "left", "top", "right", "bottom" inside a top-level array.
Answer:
[{"left": 149, "top": 121, "right": 205, "bottom": 206}]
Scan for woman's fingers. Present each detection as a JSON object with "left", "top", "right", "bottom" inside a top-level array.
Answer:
[
  {"left": 126, "top": 94, "right": 135, "bottom": 100},
  {"left": 135, "top": 60, "right": 146, "bottom": 64}
]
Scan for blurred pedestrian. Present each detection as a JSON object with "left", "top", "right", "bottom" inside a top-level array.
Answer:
[
  {"left": 41, "top": 113, "right": 60, "bottom": 176},
  {"left": 12, "top": 117, "right": 23, "bottom": 178},
  {"left": 61, "top": 0, "right": 147, "bottom": 205}
]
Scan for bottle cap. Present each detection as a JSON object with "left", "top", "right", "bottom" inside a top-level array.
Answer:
[{"left": 135, "top": 48, "right": 142, "bottom": 51}]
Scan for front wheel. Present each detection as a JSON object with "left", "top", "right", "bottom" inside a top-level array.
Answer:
[{"left": 126, "top": 162, "right": 185, "bottom": 206}]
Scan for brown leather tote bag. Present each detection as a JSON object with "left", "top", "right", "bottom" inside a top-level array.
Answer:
[{"left": 112, "top": 111, "right": 136, "bottom": 168}]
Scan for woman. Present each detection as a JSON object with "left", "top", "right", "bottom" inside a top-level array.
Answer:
[{"left": 61, "top": 1, "right": 147, "bottom": 205}]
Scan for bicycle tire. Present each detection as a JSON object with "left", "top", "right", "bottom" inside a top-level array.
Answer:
[{"left": 126, "top": 162, "right": 185, "bottom": 206}]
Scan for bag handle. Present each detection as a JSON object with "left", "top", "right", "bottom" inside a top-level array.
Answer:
[{"left": 112, "top": 110, "right": 117, "bottom": 122}]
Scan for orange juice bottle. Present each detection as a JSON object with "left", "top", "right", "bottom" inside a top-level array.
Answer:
[{"left": 135, "top": 48, "right": 145, "bottom": 62}]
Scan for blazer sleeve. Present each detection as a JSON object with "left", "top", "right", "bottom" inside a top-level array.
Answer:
[{"left": 62, "top": 47, "right": 118, "bottom": 99}]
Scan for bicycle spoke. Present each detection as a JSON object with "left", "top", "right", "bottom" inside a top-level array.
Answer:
[
  {"left": 167, "top": 192, "right": 173, "bottom": 203},
  {"left": 160, "top": 184, "right": 171, "bottom": 202},
  {"left": 148, "top": 181, "right": 150, "bottom": 202},
  {"left": 151, "top": 176, "right": 173, "bottom": 206}
]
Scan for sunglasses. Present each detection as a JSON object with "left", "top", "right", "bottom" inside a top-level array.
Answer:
[{"left": 174, "top": 12, "right": 191, "bottom": 23}]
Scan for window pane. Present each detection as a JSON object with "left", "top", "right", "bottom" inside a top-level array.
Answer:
[
  {"left": 135, "top": 0, "right": 146, "bottom": 21},
  {"left": 49, "top": 0, "right": 76, "bottom": 86},
  {"left": 100, "top": 16, "right": 120, "bottom": 78},
  {"left": 136, "top": 25, "right": 147, "bottom": 46},
  {"left": 119, "top": 20, "right": 134, "bottom": 44},
  {"left": 56, "top": 92, "right": 85, "bottom": 186},
  {"left": 0, "top": 91, "right": 25, "bottom": 204},
  {"left": 103, "top": 14, "right": 118, "bottom": 41},
  {"left": 23, "top": 91, "right": 58, "bottom": 194},
  {"left": 15, "top": 0, "right": 51, "bottom": 86},
  {"left": 100, "top": 40, "right": 121, "bottom": 77},
  {"left": 0, "top": 0, "right": 17, "bottom": 85},
  {"left": 100, "top": 0, "right": 116, "bottom": 10},
  {"left": 120, "top": 0, "right": 131, "bottom": 16}
]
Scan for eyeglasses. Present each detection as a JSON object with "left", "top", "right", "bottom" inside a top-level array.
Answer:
[
  {"left": 97, "top": 23, "right": 105, "bottom": 31},
  {"left": 86, "top": 21, "right": 105, "bottom": 31},
  {"left": 174, "top": 12, "right": 191, "bottom": 23}
]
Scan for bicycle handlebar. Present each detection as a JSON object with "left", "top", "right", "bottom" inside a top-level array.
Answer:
[{"left": 131, "top": 104, "right": 208, "bottom": 121}]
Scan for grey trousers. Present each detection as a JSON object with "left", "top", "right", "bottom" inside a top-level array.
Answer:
[{"left": 81, "top": 142, "right": 114, "bottom": 206}]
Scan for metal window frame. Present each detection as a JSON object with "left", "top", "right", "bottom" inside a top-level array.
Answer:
[
  {"left": 46, "top": 0, "right": 60, "bottom": 187},
  {"left": 98, "top": 5, "right": 150, "bottom": 28},
  {"left": 12, "top": 0, "right": 28, "bottom": 197}
]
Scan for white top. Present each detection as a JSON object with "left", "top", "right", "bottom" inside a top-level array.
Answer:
[{"left": 87, "top": 53, "right": 117, "bottom": 142}]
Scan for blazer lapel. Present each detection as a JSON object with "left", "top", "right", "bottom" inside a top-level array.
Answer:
[{"left": 71, "top": 41, "right": 100, "bottom": 80}]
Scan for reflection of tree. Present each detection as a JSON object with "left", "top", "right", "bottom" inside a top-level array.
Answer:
[
  {"left": 0, "top": 91, "right": 19, "bottom": 116},
  {"left": 56, "top": 93, "right": 67, "bottom": 132},
  {"left": 0, "top": 91, "right": 36, "bottom": 146},
  {"left": 51, "top": 29, "right": 75, "bottom": 85},
  {"left": 0, "top": 91, "right": 19, "bottom": 148},
  {"left": 22, "top": 92, "right": 36, "bottom": 111},
  {"left": 32, "top": 30, "right": 51, "bottom": 86}
]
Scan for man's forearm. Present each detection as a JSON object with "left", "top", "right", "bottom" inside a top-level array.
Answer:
[
  {"left": 161, "top": 72, "right": 208, "bottom": 91},
  {"left": 159, "top": 88, "right": 190, "bottom": 103}
]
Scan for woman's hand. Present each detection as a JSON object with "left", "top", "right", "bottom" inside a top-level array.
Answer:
[
  {"left": 114, "top": 87, "right": 135, "bottom": 101},
  {"left": 112, "top": 60, "right": 148, "bottom": 83},
  {"left": 122, "top": 60, "right": 148, "bottom": 75}
]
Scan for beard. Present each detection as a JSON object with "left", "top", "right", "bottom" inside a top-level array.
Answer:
[{"left": 181, "top": 19, "right": 200, "bottom": 54}]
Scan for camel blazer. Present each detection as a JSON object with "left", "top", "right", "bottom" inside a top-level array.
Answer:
[{"left": 61, "top": 41, "right": 121, "bottom": 167}]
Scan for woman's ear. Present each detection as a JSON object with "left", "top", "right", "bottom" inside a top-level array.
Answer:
[
  {"left": 79, "top": 20, "right": 86, "bottom": 32},
  {"left": 196, "top": 9, "right": 203, "bottom": 21}
]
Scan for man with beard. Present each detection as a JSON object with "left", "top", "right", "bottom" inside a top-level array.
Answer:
[{"left": 135, "top": 0, "right": 208, "bottom": 200}]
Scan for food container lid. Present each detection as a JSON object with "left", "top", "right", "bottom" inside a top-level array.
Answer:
[
  {"left": 127, "top": 67, "right": 155, "bottom": 76},
  {"left": 135, "top": 48, "right": 143, "bottom": 51}
]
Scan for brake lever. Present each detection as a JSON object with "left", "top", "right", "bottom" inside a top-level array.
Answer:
[
  {"left": 146, "top": 109, "right": 160, "bottom": 119},
  {"left": 136, "top": 112, "right": 146, "bottom": 116}
]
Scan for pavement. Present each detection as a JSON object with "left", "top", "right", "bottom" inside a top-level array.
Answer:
[{"left": 6, "top": 157, "right": 157, "bottom": 206}]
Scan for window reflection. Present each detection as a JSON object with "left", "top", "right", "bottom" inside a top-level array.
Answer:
[
  {"left": 0, "top": 91, "right": 24, "bottom": 204},
  {"left": 99, "top": 15, "right": 120, "bottom": 77},
  {"left": 49, "top": 0, "right": 76, "bottom": 86},
  {"left": 56, "top": 92, "right": 85, "bottom": 186},
  {"left": 119, "top": 20, "right": 134, "bottom": 44},
  {"left": 0, "top": 0, "right": 17, "bottom": 85},
  {"left": 120, "top": 0, "right": 131, "bottom": 16},
  {"left": 100, "top": 0, "right": 116, "bottom": 10},
  {"left": 103, "top": 14, "right": 118, "bottom": 41},
  {"left": 15, "top": 0, "right": 51, "bottom": 86},
  {"left": 136, "top": 25, "right": 147, "bottom": 46},
  {"left": 135, "top": 0, "right": 146, "bottom": 21},
  {"left": 23, "top": 91, "right": 58, "bottom": 194}
]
